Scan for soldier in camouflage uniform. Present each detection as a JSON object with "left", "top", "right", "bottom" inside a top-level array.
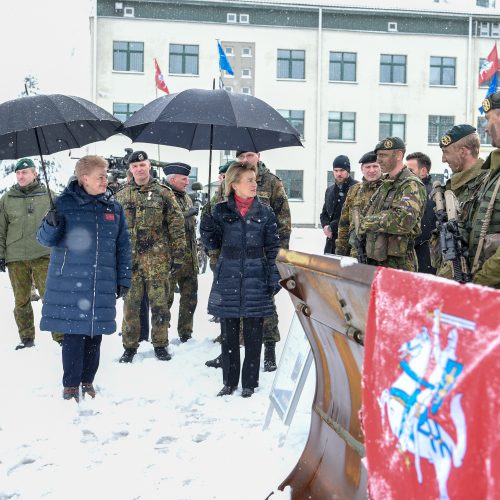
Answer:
[
  {"left": 0, "top": 158, "right": 64, "bottom": 349},
  {"left": 432, "top": 125, "right": 486, "bottom": 277},
  {"left": 335, "top": 151, "right": 382, "bottom": 258},
  {"left": 463, "top": 93, "right": 500, "bottom": 288},
  {"left": 116, "top": 151, "right": 186, "bottom": 362},
  {"left": 163, "top": 162, "right": 199, "bottom": 342},
  {"left": 205, "top": 152, "right": 291, "bottom": 371},
  {"left": 360, "top": 137, "right": 426, "bottom": 271}
]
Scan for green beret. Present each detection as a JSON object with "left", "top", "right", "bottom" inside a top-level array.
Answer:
[
  {"left": 482, "top": 90, "right": 500, "bottom": 113},
  {"left": 374, "top": 137, "right": 405, "bottom": 153},
  {"left": 219, "top": 160, "right": 235, "bottom": 174},
  {"left": 15, "top": 158, "right": 36, "bottom": 172},
  {"left": 439, "top": 124, "right": 476, "bottom": 149}
]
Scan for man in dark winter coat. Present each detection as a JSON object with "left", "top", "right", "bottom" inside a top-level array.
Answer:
[
  {"left": 406, "top": 152, "right": 437, "bottom": 274},
  {"left": 320, "top": 155, "right": 358, "bottom": 254},
  {"left": 0, "top": 158, "right": 64, "bottom": 349}
]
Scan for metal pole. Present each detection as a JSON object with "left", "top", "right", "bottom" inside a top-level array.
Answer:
[{"left": 34, "top": 128, "right": 55, "bottom": 209}]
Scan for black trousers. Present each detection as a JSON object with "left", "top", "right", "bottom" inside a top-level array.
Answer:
[
  {"left": 220, "top": 317, "right": 264, "bottom": 389},
  {"left": 62, "top": 335, "right": 102, "bottom": 388}
]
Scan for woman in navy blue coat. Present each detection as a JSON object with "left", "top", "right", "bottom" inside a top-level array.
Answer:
[
  {"left": 37, "top": 156, "right": 131, "bottom": 401},
  {"left": 201, "top": 162, "right": 280, "bottom": 398}
]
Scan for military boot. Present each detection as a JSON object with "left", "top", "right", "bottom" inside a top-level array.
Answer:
[
  {"left": 15, "top": 338, "right": 35, "bottom": 350},
  {"left": 205, "top": 353, "right": 222, "bottom": 368},
  {"left": 119, "top": 348, "right": 137, "bottom": 363},
  {"left": 154, "top": 346, "right": 172, "bottom": 361},
  {"left": 263, "top": 342, "right": 277, "bottom": 372},
  {"left": 63, "top": 387, "right": 79, "bottom": 402}
]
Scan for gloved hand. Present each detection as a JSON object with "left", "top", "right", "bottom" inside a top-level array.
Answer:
[
  {"left": 170, "top": 261, "right": 183, "bottom": 277},
  {"left": 185, "top": 206, "right": 199, "bottom": 218},
  {"left": 45, "top": 208, "right": 60, "bottom": 227},
  {"left": 116, "top": 285, "right": 129, "bottom": 299},
  {"left": 0, "top": 259, "right": 6, "bottom": 273}
]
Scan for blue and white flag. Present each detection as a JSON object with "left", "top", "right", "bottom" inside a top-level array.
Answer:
[
  {"left": 217, "top": 40, "right": 234, "bottom": 76},
  {"left": 479, "top": 73, "right": 498, "bottom": 114}
]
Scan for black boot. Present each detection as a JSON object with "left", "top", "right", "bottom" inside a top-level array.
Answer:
[
  {"left": 241, "top": 388, "right": 254, "bottom": 398},
  {"left": 15, "top": 338, "right": 35, "bottom": 350},
  {"left": 217, "top": 385, "right": 236, "bottom": 397},
  {"left": 205, "top": 353, "right": 222, "bottom": 368},
  {"left": 263, "top": 342, "right": 277, "bottom": 372},
  {"left": 154, "top": 346, "right": 172, "bottom": 361},
  {"left": 119, "top": 348, "right": 137, "bottom": 363}
]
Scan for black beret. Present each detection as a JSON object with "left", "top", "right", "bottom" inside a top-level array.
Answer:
[
  {"left": 374, "top": 137, "right": 406, "bottom": 153},
  {"left": 128, "top": 151, "right": 148, "bottom": 164},
  {"left": 235, "top": 150, "right": 248, "bottom": 158},
  {"left": 162, "top": 162, "right": 192, "bottom": 176},
  {"left": 359, "top": 151, "right": 377, "bottom": 165},
  {"left": 439, "top": 124, "right": 477, "bottom": 148},
  {"left": 219, "top": 160, "right": 235, "bottom": 174},
  {"left": 15, "top": 158, "right": 36, "bottom": 171},
  {"left": 332, "top": 154, "right": 350, "bottom": 172},
  {"left": 482, "top": 90, "right": 500, "bottom": 113}
]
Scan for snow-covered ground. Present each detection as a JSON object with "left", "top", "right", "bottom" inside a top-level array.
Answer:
[{"left": 0, "top": 228, "right": 325, "bottom": 500}]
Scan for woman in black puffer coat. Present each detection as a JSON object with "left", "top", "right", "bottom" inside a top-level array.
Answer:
[{"left": 201, "top": 161, "right": 280, "bottom": 398}]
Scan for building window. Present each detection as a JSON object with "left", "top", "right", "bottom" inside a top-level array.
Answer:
[
  {"left": 239, "top": 13, "right": 250, "bottom": 23},
  {"left": 123, "top": 6, "right": 134, "bottom": 17},
  {"left": 242, "top": 47, "right": 252, "bottom": 57},
  {"left": 428, "top": 115, "right": 454, "bottom": 143},
  {"left": 276, "top": 170, "right": 304, "bottom": 200},
  {"left": 113, "top": 41, "right": 144, "bottom": 72},
  {"left": 380, "top": 54, "right": 407, "bottom": 84},
  {"left": 379, "top": 113, "right": 406, "bottom": 140},
  {"left": 477, "top": 116, "right": 489, "bottom": 144},
  {"left": 278, "top": 110, "right": 305, "bottom": 139},
  {"left": 224, "top": 46, "right": 234, "bottom": 56},
  {"left": 477, "top": 0, "right": 496, "bottom": 7},
  {"left": 430, "top": 56, "right": 456, "bottom": 86},
  {"left": 169, "top": 44, "right": 199, "bottom": 75},
  {"left": 227, "top": 13, "right": 237, "bottom": 23},
  {"left": 328, "top": 111, "right": 356, "bottom": 141},
  {"left": 479, "top": 57, "right": 500, "bottom": 87},
  {"left": 277, "top": 49, "right": 305, "bottom": 79},
  {"left": 112, "top": 102, "right": 143, "bottom": 121},
  {"left": 222, "top": 69, "right": 233, "bottom": 78},
  {"left": 329, "top": 52, "right": 356, "bottom": 82},
  {"left": 388, "top": 22, "right": 398, "bottom": 32},
  {"left": 492, "top": 23, "right": 500, "bottom": 36},
  {"left": 241, "top": 87, "right": 252, "bottom": 95},
  {"left": 241, "top": 68, "right": 251, "bottom": 78},
  {"left": 224, "top": 86, "right": 233, "bottom": 92}
]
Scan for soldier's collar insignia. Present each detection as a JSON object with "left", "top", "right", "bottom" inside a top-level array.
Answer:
[
  {"left": 483, "top": 97, "right": 491, "bottom": 113},
  {"left": 440, "top": 135, "right": 452, "bottom": 147},
  {"left": 383, "top": 139, "right": 393, "bottom": 149}
]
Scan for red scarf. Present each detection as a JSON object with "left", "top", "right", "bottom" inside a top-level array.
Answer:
[{"left": 234, "top": 194, "right": 254, "bottom": 217}]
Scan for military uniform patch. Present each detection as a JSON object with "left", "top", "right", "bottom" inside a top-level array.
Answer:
[{"left": 384, "top": 139, "right": 393, "bottom": 149}]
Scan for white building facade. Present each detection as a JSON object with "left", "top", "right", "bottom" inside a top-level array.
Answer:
[{"left": 91, "top": 0, "right": 500, "bottom": 226}]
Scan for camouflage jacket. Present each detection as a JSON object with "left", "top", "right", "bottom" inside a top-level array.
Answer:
[
  {"left": 0, "top": 180, "right": 54, "bottom": 263},
  {"left": 116, "top": 177, "right": 185, "bottom": 271},
  {"left": 335, "top": 178, "right": 382, "bottom": 257},
  {"left": 465, "top": 151, "right": 500, "bottom": 288},
  {"left": 207, "top": 161, "right": 291, "bottom": 249},
  {"left": 167, "top": 182, "right": 198, "bottom": 273},
  {"left": 360, "top": 167, "right": 426, "bottom": 269}
]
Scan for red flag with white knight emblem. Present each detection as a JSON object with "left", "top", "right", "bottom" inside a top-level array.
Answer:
[
  {"left": 154, "top": 58, "right": 169, "bottom": 94},
  {"left": 363, "top": 268, "right": 500, "bottom": 500},
  {"left": 479, "top": 44, "right": 499, "bottom": 84}
]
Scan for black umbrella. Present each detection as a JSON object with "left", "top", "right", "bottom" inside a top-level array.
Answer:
[
  {"left": 0, "top": 93, "right": 122, "bottom": 207},
  {"left": 121, "top": 88, "right": 302, "bottom": 199}
]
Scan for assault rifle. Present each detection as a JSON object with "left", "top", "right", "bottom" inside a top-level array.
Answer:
[
  {"left": 352, "top": 206, "right": 368, "bottom": 264},
  {"left": 431, "top": 181, "right": 471, "bottom": 283}
]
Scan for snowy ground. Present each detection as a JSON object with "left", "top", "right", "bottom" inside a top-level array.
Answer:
[{"left": 0, "top": 228, "right": 325, "bottom": 500}]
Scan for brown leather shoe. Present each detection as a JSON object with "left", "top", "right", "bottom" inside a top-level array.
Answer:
[
  {"left": 81, "top": 383, "right": 96, "bottom": 398},
  {"left": 63, "top": 387, "right": 79, "bottom": 402}
]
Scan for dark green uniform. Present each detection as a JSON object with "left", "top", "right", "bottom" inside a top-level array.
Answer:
[
  {"left": 360, "top": 167, "right": 426, "bottom": 271},
  {"left": 335, "top": 178, "right": 382, "bottom": 257},
  {"left": 116, "top": 178, "right": 186, "bottom": 349},
  {"left": 0, "top": 180, "right": 63, "bottom": 343},
  {"left": 166, "top": 183, "right": 198, "bottom": 340}
]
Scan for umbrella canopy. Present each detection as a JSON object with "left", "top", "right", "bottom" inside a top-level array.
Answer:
[
  {"left": 121, "top": 88, "right": 302, "bottom": 152},
  {"left": 0, "top": 94, "right": 121, "bottom": 160}
]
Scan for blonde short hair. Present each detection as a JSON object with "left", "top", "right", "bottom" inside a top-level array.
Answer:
[
  {"left": 75, "top": 155, "right": 108, "bottom": 183},
  {"left": 454, "top": 133, "right": 480, "bottom": 158},
  {"left": 224, "top": 161, "right": 258, "bottom": 197}
]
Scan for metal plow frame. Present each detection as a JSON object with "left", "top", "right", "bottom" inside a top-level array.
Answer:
[{"left": 276, "top": 250, "right": 375, "bottom": 500}]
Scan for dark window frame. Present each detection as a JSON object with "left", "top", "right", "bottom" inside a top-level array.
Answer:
[
  {"left": 380, "top": 54, "right": 407, "bottom": 84},
  {"left": 278, "top": 109, "right": 305, "bottom": 139},
  {"left": 277, "top": 49, "right": 305, "bottom": 79},
  {"left": 112, "top": 102, "right": 143, "bottom": 121},
  {"left": 169, "top": 43, "right": 199, "bottom": 75},
  {"left": 329, "top": 51, "right": 357, "bottom": 82},
  {"left": 379, "top": 113, "right": 406, "bottom": 141},
  {"left": 112, "top": 41, "right": 144, "bottom": 72},
  {"left": 276, "top": 169, "right": 304, "bottom": 200},
  {"left": 430, "top": 56, "right": 456, "bottom": 86},
  {"left": 428, "top": 115, "right": 455, "bottom": 143},
  {"left": 328, "top": 111, "right": 356, "bottom": 141}
]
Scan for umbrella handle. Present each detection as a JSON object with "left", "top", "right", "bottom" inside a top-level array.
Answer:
[
  {"left": 34, "top": 129, "right": 55, "bottom": 209},
  {"left": 207, "top": 124, "right": 214, "bottom": 212}
]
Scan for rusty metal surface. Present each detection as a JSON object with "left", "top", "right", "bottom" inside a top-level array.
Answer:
[{"left": 276, "top": 250, "right": 375, "bottom": 500}]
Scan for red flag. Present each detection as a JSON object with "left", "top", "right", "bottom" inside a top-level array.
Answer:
[
  {"left": 154, "top": 58, "right": 169, "bottom": 94},
  {"left": 363, "top": 268, "right": 500, "bottom": 500},
  {"left": 479, "top": 44, "right": 499, "bottom": 84}
]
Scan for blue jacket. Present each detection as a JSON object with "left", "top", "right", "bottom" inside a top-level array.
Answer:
[
  {"left": 37, "top": 180, "right": 132, "bottom": 336},
  {"left": 201, "top": 193, "right": 280, "bottom": 319}
]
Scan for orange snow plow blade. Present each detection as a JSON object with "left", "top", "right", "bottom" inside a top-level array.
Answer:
[{"left": 276, "top": 250, "right": 374, "bottom": 500}]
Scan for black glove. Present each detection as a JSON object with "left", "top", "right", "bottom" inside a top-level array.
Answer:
[
  {"left": 0, "top": 259, "right": 5, "bottom": 272},
  {"left": 116, "top": 285, "right": 129, "bottom": 299},
  {"left": 185, "top": 206, "right": 199, "bottom": 218},
  {"left": 170, "top": 261, "right": 183, "bottom": 277},
  {"left": 45, "top": 208, "right": 60, "bottom": 227}
]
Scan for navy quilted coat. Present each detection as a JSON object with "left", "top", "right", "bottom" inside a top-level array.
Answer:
[
  {"left": 37, "top": 180, "right": 132, "bottom": 336},
  {"left": 201, "top": 193, "right": 280, "bottom": 319}
]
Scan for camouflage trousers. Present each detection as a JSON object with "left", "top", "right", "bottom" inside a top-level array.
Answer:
[
  {"left": 263, "top": 298, "right": 280, "bottom": 343},
  {"left": 167, "top": 265, "right": 198, "bottom": 339},
  {"left": 7, "top": 257, "right": 64, "bottom": 343},
  {"left": 122, "top": 269, "right": 170, "bottom": 349},
  {"left": 366, "top": 250, "right": 417, "bottom": 272}
]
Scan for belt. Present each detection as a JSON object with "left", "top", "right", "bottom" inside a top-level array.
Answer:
[{"left": 221, "top": 246, "right": 264, "bottom": 259}]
